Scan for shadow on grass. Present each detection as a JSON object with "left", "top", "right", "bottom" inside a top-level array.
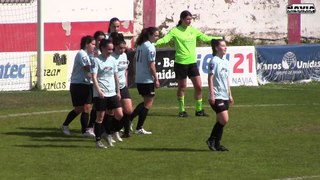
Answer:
[
  {"left": 14, "top": 144, "right": 93, "bottom": 148},
  {"left": 4, "top": 127, "right": 83, "bottom": 139},
  {"left": 121, "top": 147, "right": 208, "bottom": 152},
  {"left": 3, "top": 127, "right": 95, "bottom": 148}
]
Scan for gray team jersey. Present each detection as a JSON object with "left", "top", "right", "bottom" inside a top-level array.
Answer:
[
  {"left": 208, "top": 56, "right": 230, "bottom": 100},
  {"left": 91, "top": 54, "right": 118, "bottom": 97},
  {"left": 70, "top": 49, "right": 92, "bottom": 84},
  {"left": 112, "top": 52, "right": 129, "bottom": 89},
  {"left": 135, "top": 41, "right": 156, "bottom": 83}
]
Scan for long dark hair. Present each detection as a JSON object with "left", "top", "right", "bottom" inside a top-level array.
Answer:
[
  {"left": 136, "top": 27, "right": 158, "bottom": 46},
  {"left": 80, "top": 35, "right": 95, "bottom": 50},
  {"left": 99, "top": 39, "right": 113, "bottom": 53},
  {"left": 93, "top": 30, "right": 106, "bottom": 40},
  {"left": 108, "top": 17, "right": 120, "bottom": 33},
  {"left": 176, "top": 10, "right": 192, "bottom": 27},
  {"left": 108, "top": 32, "right": 125, "bottom": 46},
  {"left": 211, "top": 39, "right": 225, "bottom": 56}
]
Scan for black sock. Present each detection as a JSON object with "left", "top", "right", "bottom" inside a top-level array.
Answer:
[
  {"left": 131, "top": 102, "right": 144, "bottom": 122},
  {"left": 216, "top": 123, "right": 225, "bottom": 147},
  {"left": 123, "top": 113, "right": 131, "bottom": 135},
  {"left": 94, "top": 122, "right": 103, "bottom": 142},
  {"left": 63, "top": 110, "right": 79, "bottom": 126},
  {"left": 88, "top": 107, "right": 96, "bottom": 129},
  {"left": 80, "top": 112, "right": 89, "bottom": 134},
  {"left": 209, "top": 122, "right": 223, "bottom": 141},
  {"left": 103, "top": 115, "right": 113, "bottom": 134},
  {"left": 136, "top": 107, "right": 149, "bottom": 130},
  {"left": 114, "top": 117, "right": 124, "bottom": 132}
]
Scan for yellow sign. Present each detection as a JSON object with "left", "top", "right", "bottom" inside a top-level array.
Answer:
[
  {"left": 30, "top": 52, "right": 69, "bottom": 91},
  {"left": 43, "top": 53, "right": 68, "bottom": 90}
]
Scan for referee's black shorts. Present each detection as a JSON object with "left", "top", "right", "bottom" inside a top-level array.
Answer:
[{"left": 174, "top": 62, "right": 200, "bottom": 79}]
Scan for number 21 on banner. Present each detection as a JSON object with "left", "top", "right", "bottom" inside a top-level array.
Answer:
[{"left": 226, "top": 53, "right": 253, "bottom": 73}]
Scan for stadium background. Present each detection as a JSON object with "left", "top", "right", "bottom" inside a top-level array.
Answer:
[{"left": 0, "top": 0, "right": 320, "bottom": 91}]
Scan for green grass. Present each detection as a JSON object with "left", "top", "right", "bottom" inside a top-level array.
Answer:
[{"left": 0, "top": 83, "right": 320, "bottom": 180}]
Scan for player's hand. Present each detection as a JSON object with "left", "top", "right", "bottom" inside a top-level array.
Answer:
[
  {"left": 229, "top": 95, "right": 234, "bottom": 105},
  {"left": 98, "top": 90, "right": 104, "bottom": 99},
  {"left": 209, "top": 98, "right": 215, "bottom": 106},
  {"left": 155, "top": 80, "right": 160, "bottom": 89},
  {"left": 117, "top": 92, "right": 121, "bottom": 100}
]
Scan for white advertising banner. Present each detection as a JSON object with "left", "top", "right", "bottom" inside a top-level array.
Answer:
[
  {"left": 0, "top": 52, "right": 34, "bottom": 91},
  {"left": 188, "top": 46, "right": 258, "bottom": 87}
]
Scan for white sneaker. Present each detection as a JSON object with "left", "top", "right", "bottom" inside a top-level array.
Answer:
[
  {"left": 95, "top": 140, "right": 107, "bottom": 149},
  {"left": 61, "top": 125, "right": 71, "bottom": 135},
  {"left": 104, "top": 135, "right": 114, "bottom": 147},
  {"left": 102, "top": 132, "right": 116, "bottom": 143},
  {"left": 135, "top": 128, "right": 152, "bottom": 135},
  {"left": 82, "top": 129, "right": 95, "bottom": 138},
  {"left": 130, "top": 122, "right": 133, "bottom": 132},
  {"left": 113, "top": 132, "right": 123, "bottom": 142}
]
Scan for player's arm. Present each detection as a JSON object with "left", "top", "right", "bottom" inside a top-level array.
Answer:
[
  {"left": 208, "top": 59, "right": 216, "bottom": 105},
  {"left": 155, "top": 29, "right": 174, "bottom": 47},
  {"left": 114, "top": 61, "right": 121, "bottom": 98},
  {"left": 195, "top": 27, "right": 223, "bottom": 42},
  {"left": 149, "top": 61, "right": 160, "bottom": 88},
  {"left": 228, "top": 77, "right": 234, "bottom": 105},
  {"left": 114, "top": 72, "right": 121, "bottom": 99},
  {"left": 91, "top": 58, "right": 103, "bottom": 98},
  {"left": 208, "top": 73, "right": 215, "bottom": 105},
  {"left": 92, "top": 73, "right": 103, "bottom": 98}
]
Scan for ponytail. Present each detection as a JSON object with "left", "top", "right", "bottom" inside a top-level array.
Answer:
[{"left": 177, "top": 10, "right": 192, "bottom": 27}]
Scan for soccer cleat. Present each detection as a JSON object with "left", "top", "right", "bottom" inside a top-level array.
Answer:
[
  {"left": 113, "top": 132, "right": 123, "bottom": 142},
  {"left": 95, "top": 140, "right": 107, "bottom": 149},
  {"left": 195, "top": 109, "right": 209, "bottom": 117},
  {"left": 215, "top": 145, "right": 229, "bottom": 151},
  {"left": 178, "top": 111, "right": 188, "bottom": 118},
  {"left": 121, "top": 133, "right": 131, "bottom": 138},
  {"left": 102, "top": 132, "right": 116, "bottom": 143},
  {"left": 206, "top": 139, "right": 216, "bottom": 151},
  {"left": 104, "top": 134, "right": 115, "bottom": 147},
  {"left": 82, "top": 131, "right": 95, "bottom": 138},
  {"left": 135, "top": 128, "right": 152, "bottom": 135},
  {"left": 130, "top": 122, "right": 133, "bottom": 132},
  {"left": 61, "top": 125, "right": 71, "bottom": 135}
]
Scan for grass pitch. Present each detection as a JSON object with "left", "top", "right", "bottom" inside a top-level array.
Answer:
[{"left": 0, "top": 83, "right": 320, "bottom": 180}]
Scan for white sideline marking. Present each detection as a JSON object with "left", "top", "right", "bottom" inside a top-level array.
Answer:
[
  {"left": 273, "top": 175, "right": 320, "bottom": 180},
  {"left": 0, "top": 103, "right": 319, "bottom": 119},
  {"left": 0, "top": 110, "right": 69, "bottom": 119}
]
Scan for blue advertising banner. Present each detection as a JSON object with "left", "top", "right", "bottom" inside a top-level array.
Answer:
[{"left": 256, "top": 44, "right": 320, "bottom": 83}]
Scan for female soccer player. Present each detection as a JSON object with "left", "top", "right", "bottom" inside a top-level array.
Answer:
[
  {"left": 93, "top": 30, "right": 106, "bottom": 57},
  {"left": 111, "top": 34, "right": 133, "bottom": 138},
  {"left": 206, "top": 39, "right": 234, "bottom": 151},
  {"left": 86, "top": 31, "right": 107, "bottom": 136},
  {"left": 131, "top": 27, "right": 160, "bottom": 135},
  {"left": 155, "top": 10, "right": 223, "bottom": 118},
  {"left": 61, "top": 35, "right": 95, "bottom": 137},
  {"left": 106, "top": 17, "right": 120, "bottom": 38},
  {"left": 92, "top": 39, "right": 123, "bottom": 148}
]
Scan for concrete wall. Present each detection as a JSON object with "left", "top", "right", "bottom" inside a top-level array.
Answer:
[{"left": 134, "top": 0, "right": 320, "bottom": 44}]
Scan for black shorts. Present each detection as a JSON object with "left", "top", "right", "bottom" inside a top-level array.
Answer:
[
  {"left": 94, "top": 95, "right": 121, "bottom": 111},
  {"left": 136, "top": 83, "right": 155, "bottom": 97},
  {"left": 210, "top": 99, "right": 229, "bottom": 114},
  {"left": 174, "top": 63, "right": 200, "bottom": 79},
  {"left": 120, "top": 86, "right": 131, "bottom": 99},
  {"left": 70, "top": 83, "right": 93, "bottom": 106}
]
